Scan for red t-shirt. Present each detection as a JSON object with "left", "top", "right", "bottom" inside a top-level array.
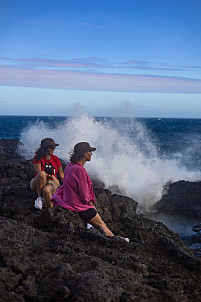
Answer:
[{"left": 33, "top": 154, "right": 62, "bottom": 179}]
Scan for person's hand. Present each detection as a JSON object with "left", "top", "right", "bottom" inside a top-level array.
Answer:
[
  {"left": 89, "top": 200, "right": 97, "bottom": 210},
  {"left": 51, "top": 175, "right": 60, "bottom": 187}
]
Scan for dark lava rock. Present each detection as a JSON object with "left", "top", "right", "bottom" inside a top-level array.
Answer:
[
  {"left": 1, "top": 139, "right": 201, "bottom": 301},
  {"left": 193, "top": 223, "right": 201, "bottom": 233},
  {"left": 0, "top": 138, "right": 23, "bottom": 163},
  {"left": 153, "top": 180, "right": 201, "bottom": 217}
]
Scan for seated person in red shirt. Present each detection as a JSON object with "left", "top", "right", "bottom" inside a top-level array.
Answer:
[{"left": 30, "top": 138, "right": 64, "bottom": 209}]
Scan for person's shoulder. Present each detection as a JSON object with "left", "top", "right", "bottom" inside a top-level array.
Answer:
[
  {"left": 68, "top": 162, "right": 81, "bottom": 169},
  {"left": 33, "top": 154, "right": 40, "bottom": 164},
  {"left": 52, "top": 154, "right": 60, "bottom": 161},
  {"left": 68, "top": 162, "right": 83, "bottom": 173},
  {"left": 52, "top": 154, "right": 61, "bottom": 165},
  {"left": 75, "top": 162, "right": 85, "bottom": 171},
  {"left": 75, "top": 163, "right": 87, "bottom": 176}
]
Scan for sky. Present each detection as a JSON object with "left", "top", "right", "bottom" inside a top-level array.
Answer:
[{"left": 0, "top": 0, "right": 201, "bottom": 118}]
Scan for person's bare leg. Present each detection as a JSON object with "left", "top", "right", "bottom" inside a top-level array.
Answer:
[
  {"left": 88, "top": 213, "right": 114, "bottom": 237},
  {"left": 42, "top": 183, "right": 58, "bottom": 208},
  {"left": 32, "top": 171, "right": 47, "bottom": 197}
]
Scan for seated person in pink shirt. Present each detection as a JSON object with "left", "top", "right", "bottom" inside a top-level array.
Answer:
[{"left": 52, "top": 142, "right": 114, "bottom": 237}]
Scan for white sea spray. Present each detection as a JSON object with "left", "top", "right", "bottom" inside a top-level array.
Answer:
[{"left": 19, "top": 115, "right": 201, "bottom": 211}]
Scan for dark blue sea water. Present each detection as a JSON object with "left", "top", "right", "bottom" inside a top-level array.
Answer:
[
  {"left": 1, "top": 115, "right": 201, "bottom": 251},
  {"left": 1, "top": 115, "right": 201, "bottom": 170},
  {"left": 0, "top": 115, "right": 66, "bottom": 140}
]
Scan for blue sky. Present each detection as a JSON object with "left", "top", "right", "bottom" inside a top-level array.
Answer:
[{"left": 0, "top": 0, "right": 201, "bottom": 117}]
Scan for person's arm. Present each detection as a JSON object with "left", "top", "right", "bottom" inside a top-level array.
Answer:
[
  {"left": 55, "top": 157, "right": 64, "bottom": 180},
  {"left": 57, "top": 166, "right": 64, "bottom": 180},
  {"left": 33, "top": 163, "right": 41, "bottom": 174},
  {"left": 88, "top": 200, "right": 97, "bottom": 210}
]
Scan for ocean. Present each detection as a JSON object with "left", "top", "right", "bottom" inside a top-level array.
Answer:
[{"left": 1, "top": 115, "right": 201, "bottom": 250}]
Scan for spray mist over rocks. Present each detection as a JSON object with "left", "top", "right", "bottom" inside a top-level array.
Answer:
[{"left": 19, "top": 115, "right": 201, "bottom": 211}]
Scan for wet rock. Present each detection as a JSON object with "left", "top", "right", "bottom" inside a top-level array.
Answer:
[
  {"left": 1, "top": 139, "right": 201, "bottom": 301},
  {"left": 153, "top": 180, "right": 201, "bottom": 217},
  {"left": 0, "top": 138, "right": 23, "bottom": 163},
  {"left": 193, "top": 223, "right": 201, "bottom": 233}
]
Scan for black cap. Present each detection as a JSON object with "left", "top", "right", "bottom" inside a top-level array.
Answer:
[
  {"left": 74, "top": 142, "right": 96, "bottom": 155},
  {"left": 41, "top": 138, "right": 59, "bottom": 148}
]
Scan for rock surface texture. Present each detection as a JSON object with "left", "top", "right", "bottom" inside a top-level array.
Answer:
[
  {"left": 153, "top": 180, "right": 201, "bottom": 217},
  {"left": 1, "top": 139, "right": 201, "bottom": 302}
]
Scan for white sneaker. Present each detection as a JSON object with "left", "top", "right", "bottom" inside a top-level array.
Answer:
[
  {"left": 34, "top": 197, "right": 43, "bottom": 210},
  {"left": 113, "top": 236, "right": 130, "bottom": 243},
  {"left": 123, "top": 237, "right": 130, "bottom": 243},
  {"left": 86, "top": 223, "right": 93, "bottom": 229}
]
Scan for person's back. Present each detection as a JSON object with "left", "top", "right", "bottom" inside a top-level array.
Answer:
[{"left": 58, "top": 161, "right": 94, "bottom": 211}]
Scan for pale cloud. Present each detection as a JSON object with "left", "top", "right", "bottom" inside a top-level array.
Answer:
[
  {"left": 0, "top": 56, "right": 111, "bottom": 69},
  {"left": 0, "top": 66, "right": 201, "bottom": 93},
  {"left": 3, "top": 56, "right": 201, "bottom": 73},
  {"left": 120, "top": 61, "right": 181, "bottom": 72},
  {"left": 120, "top": 61, "right": 201, "bottom": 72}
]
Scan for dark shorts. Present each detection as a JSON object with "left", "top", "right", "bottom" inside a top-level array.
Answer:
[{"left": 78, "top": 208, "right": 97, "bottom": 222}]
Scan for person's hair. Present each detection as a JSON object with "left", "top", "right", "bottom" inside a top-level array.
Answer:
[
  {"left": 69, "top": 151, "right": 84, "bottom": 164},
  {"left": 35, "top": 145, "right": 50, "bottom": 161}
]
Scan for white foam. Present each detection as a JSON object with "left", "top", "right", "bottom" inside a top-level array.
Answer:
[{"left": 19, "top": 115, "right": 201, "bottom": 211}]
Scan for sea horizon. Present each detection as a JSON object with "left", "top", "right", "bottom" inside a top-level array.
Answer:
[{"left": 1, "top": 114, "right": 201, "bottom": 120}]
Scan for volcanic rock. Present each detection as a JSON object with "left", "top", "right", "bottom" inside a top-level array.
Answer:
[
  {"left": 1, "top": 139, "right": 201, "bottom": 301},
  {"left": 153, "top": 180, "right": 201, "bottom": 217}
]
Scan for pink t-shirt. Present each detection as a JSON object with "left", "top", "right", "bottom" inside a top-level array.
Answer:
[{"left": 52, "top": 162, "right": 95, "bottom": 212}]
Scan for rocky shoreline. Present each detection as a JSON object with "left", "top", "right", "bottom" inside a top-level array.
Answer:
[
  {"left": 153, "top": 180, "right": 201, "bottom": 217},
  {"left": 1, "top": 139, "right": 201, "bottom": 301}
]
